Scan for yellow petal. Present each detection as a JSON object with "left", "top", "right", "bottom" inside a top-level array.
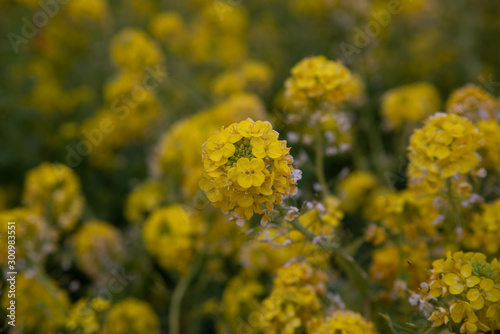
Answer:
[
  {"left": 449, "top": 283, "right": 465, "bottom": 295},
  {"left": 222, "top": 143, "right": 235, "bottom": 157},
  {"left": 237, "top": 158, "right": 251, "bottom": 172},
  {"left": 443, "top": 273, "right": 460, "bottom": 286},
  {"left": 461, "top": 264, "right": 472, "bottom": 277},
  {"left": 470, "top": 296, "right": 485, "bottom": 310},
  {"left": 209, "top": 149, "right": 223, "bottom": 162},
  {"left": 480, "top": 278, "right": 494, "bottom": 291},
  {"left": 267, "top": 141, "right": 284, "bottom": 159},
  {"left": 467, "top": 288, "right": 480, "bottom": 302},
  {"left": 485, "top": 288, "right": 500, "bottom": 302},
  {"left": 238, "top": 174, "right": 253, "bottom": 188},
  {"left": 250, "top": 158, "right": 265, "bottom": 171},
  {"left": 252, "top": 172, "right": 265, "bottom": 187},
  {"left": 465, "top": 276, "right": 480, "bottom": 288}
]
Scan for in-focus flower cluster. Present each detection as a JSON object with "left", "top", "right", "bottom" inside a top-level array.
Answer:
[
  {"left": 417, "top": 251, "right": 500, "bottom": 333},
  {"left": 200, "top": 118, "right": 300, "bottom": 224}
]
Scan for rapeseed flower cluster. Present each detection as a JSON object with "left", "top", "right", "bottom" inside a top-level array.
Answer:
[
  {"left": 72, "top": 220, "right": 125, "bottom": 284},
  {"left": 143, "top": 205, "right": 203, "bottom": 273},
  {"left": 4, "top": 1, "right": 500, "bottom": 332},
  {"left": 284, "top": 56, "right": 358, "bottom": 112},
  {"left": 200, "top": 118, "right": 299, "bottom": 224},
  {"left": 446, "top": 84, "right": 497, "bottom": 122},
  {"left": 102, "top": 298, "right": 160, "bottom": 334},
  {"left": 260, "top": 262, "right": 328, "bottom": 333},
  {"left": 417, "top": 251, "right": 500, "bottom": 333},
  {"left": 22, "top": 162, "right": 84, "bottom": 232},
  {"left": 407, "top": 113, "right": 483, "bottom": 195},
  {"left": 381, "top": 82, "right": 441, "bottom": 130}
]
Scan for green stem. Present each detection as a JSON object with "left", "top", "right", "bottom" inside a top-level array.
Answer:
[
  {"left": 364, "top": 108, "right": 386, "bottom": 177},
  {"left": 169, "top": 254, "right": 203, "bottom": 334},
  {"left": 314, "top": 123, "right": 330, "bottom": 198},
  {"left": 288, "top": 218, "right": 374, "bottom": 300},
  {"left": 446, "top": 178, "right": 464, "bottom": 236}
]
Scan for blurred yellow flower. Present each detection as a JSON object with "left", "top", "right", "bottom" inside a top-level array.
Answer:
[
  {"left": 446, "top": 84, "right": 497, "bottom": 122},
  {"left": 284, "top": 55, "right": 357, "bottom": 111},
  {"left": 143, "top": 205, "right": 203, "bottom": 273},
  {"left": 22, "top": 162, "right": 84, "bottom": 232},
  {"left": 102, "top": 298, "right": 159, "bottom": 334},
  {"left": 381, "top": 82, "right": 441, "bottom": 129}
]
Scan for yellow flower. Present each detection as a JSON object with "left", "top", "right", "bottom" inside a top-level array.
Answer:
[
  {"left": 22, "top": 162, "right": 84, "bottom": 232},
  {"left": 260, "top": 262, "right": 328, "bottom": 333},
  {"left": 477, "top": 120, "right": 500, "bottom": 169},
  {"left": 315, "top": 310, "right": 378, "bottom": 333},
  {"left": 143, "top": 205, "right": 203, "bottom": 273},
  {"left": 381, "top": 82, "right": 441, "bottom": 129},
  {"left": 467, "top": 278, "right": 500, "bottom": 310},
  {"left": 1, "top": 271, "right": 70, "bottom": 333},
  {"left": 338, "top": 171, "right": 378, "bottom": 213},
  {"left": 429, "top": 307, "right": 450, "bottom": 327},
  {"left": 124, "top": 179, "right": 166, "bottom": 224},
  {"left": 443, "top": 264, "right": 480, "bottom": 295},
  {"left": 230, "top": 157, "right": 266, "bottom": 188},
  {"left": 419, "top": 251, "right": 500, "bottom": 332},
  {"left": 102, "top": 298, "right": 159, "bottom": 334},
  {"left": 72, "top": 220, "right": 125, "bottom": 283},
  {"left": 110, "top": 28, "right": 163, "bottom": 72},
  {"left": 446, "top": 84, "right": 497, "bottom": 122},
  {"left": 0, "top": 208, "right": 55, "bottom": 268},
  {"left": 407, "top": 113, "right": 483, "bottom": 195},
  {"left": 284, "top": 55, "right": 357, "bottom": 111},
  {"left": 154, "top": 93, "right": 266, "bottom": 197},
  {"left": 466, "top": 199, "right": 500, "bottom": 255},
  {"left": 201, "top": 118, "right": 299, "bottom": 224}
]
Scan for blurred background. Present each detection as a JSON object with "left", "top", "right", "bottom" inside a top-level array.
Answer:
[{"left": 1, "top": 0, "right": 500, "bottom": 333}]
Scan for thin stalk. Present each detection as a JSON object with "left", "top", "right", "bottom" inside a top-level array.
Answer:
[
  {"left": 314, "top": 123, "right": 330, "bottom": 198},
  {"left": 169, "top": 254, "right": 203, "bottom": 334}
]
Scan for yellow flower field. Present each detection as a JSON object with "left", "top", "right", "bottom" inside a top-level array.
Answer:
[{"left": 1, "top": 0, "right": 500, "bottom": 333}]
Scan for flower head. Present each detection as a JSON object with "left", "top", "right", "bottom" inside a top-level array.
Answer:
[
  {"left": 407, "top": 113, "right": 483, "bottom": 194},
  {"left": 284, "top": 55, "right": 357, "bottom": 110},
  {"left": 201, "top": 118, "right": 299, "bottom": 224},
  {"left": 446, "top": 84, "right": 497, "bottom": 122},
  {"left": 381, "top": 82, "right": 441, "bottom": 129}
]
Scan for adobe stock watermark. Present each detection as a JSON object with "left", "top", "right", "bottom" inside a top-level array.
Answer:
[
  {"left": 55, "top": 267, "right": 136, "bottom": 334},
  {"left": 339, "top": 0, "right": 403, "bottom": 60},
  {"left": 49, "top": 64, "right": 168, "bottom": 181},
  {"left": 213, "top": 0, "right": 243, "bottom": 21},
  {"left": 477, "top": 73, "right": 500, "bottom": 95},
  {"left": 7, "top": 0, "right": 71, "bottom": 54}
]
